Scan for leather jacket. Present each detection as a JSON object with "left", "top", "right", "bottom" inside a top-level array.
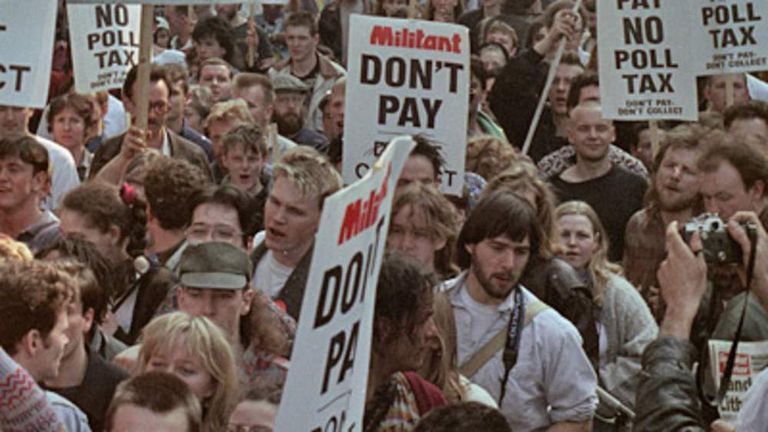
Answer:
[
  {"left": 521, "top": 256, "right": 600, "bottom": 370},
  {"left": 633, "top": 337, "right": 706, "bottom": 432}
]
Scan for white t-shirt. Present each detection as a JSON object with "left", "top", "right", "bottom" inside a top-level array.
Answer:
[
  {"left": 251, "top": 232, "right": 294, "bottom": 299},
  {"left": 35, "top": 136, "right": 80, "bottom": 211}
]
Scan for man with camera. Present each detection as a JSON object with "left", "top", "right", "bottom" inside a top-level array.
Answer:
[
  {"left": 634, "top": 209, "right": 768, "bottom": 431},
  {"left": 697, "top": 138, "right": 768, "bottom": 346},
  {"left": 634, "top": 135, "right": 768, "bottom": 430}
]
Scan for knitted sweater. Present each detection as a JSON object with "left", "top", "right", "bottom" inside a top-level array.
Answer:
[
  {"left": 598, "top": 274, "right": 659, "bottom": 408},
  {"left": 0, "top": 347, "right": 62, "bottom": 432}
]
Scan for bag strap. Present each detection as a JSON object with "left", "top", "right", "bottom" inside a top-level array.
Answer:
[{"left": 459, "top": 300, "right": 550, "bottom": 378}]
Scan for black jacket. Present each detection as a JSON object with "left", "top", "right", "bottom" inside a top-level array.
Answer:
[
  {"left": 633, "top": 337, "right": 706, "bottom": 432},
  {"left": 521, "top": 257, "right": 600, "bottom": 370}
]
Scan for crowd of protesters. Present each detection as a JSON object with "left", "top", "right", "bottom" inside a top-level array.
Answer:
[{"left": 2, "top": 0, "right": 768, "bottom": 431}]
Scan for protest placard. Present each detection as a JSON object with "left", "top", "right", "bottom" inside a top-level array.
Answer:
[
  {"left": 597, "top": 0, "right": 698, "bottom": 121},
  {"left": 692, "top": 0, "right": 768, "bottom": 75},
  {"left": 67, "top": 0, "right": 243, "bottom": 4},
  {"left": 0, "top": 0, "right": 57, "bottom": 108},
  {"left": 343, "top": 15, "right": 469, "bottom": 195},
  {"left": 68, "top": 4, "right": 141, "bottom": 93},
  {"left": 709, "top": 339, "right": 768, "bottom": 422},
  {"left": 274, "top": 136, "right": 415, "bottom": 432}
]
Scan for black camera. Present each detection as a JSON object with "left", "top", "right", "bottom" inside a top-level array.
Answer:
[{"left": 681, "top": 213, "right": 757, "bottom": 265}]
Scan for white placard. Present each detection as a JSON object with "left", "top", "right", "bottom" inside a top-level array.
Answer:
[
  {"left": 67, "top": 0, "right": 244, "bottom": 4},
  {"left": 68, "top": 4, "right": 142, "bottom": 93},
  {"left": 0, "top": 0, "right": 57, "bottom": 108},
  {"left": 708, "top": 339, "right": 768, "bottom": 422},
  {"left": 274, "top": 136, "right": 415, "bottom": 432},
  {"left": 343, "top": 16, "right": 469, "bottom": 195},
  {"left": 597, "top": 0, "right": 698, "bottom": 121},
  {"left": 692, "top": 0, "right": 768, "bottom": 75}
]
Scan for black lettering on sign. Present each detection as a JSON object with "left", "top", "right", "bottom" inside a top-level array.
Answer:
[
  {"left": 377, "top": 94, "right": 443, "bottom": 128},
  {"left": 617, "top": 0, "right": 661, "bottom": 10},
  {"left": 0, "top": 64, "right": 32, "bottom": 92},
  {"left": 320, "top": 321, "right": 360, "bottom": 394},
  {"left": 614, "top": 49, "right": 678, "bottom": 69},
  {"left": 621, "top": 73, "right": 674, "bottom": 94},
  {"left": 94, "top": 50, "right": 137, "bottom": 68},
  {"left": 622, "top": 16, "right": 664, "bottom": 44},
  {"left": 709, "top": 27, "right": 757, "bottom": 48},
  {"left": 701, "top": 3, "right": 761, "bottom": 26},
  {"left": 95, "top": 4, "right": 129, "bottom": 28},
  {"left": 314, "top": 219, "right": 385, "bottom": 329}
]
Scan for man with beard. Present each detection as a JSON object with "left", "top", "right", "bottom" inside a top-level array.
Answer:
[
  {"left": 550, "top": 101, "right": 647, "bottom": 261},
  {"left": 272, "top": 75, "right": 329, "bottom": 153},
  {"left": 624, "top": 124, "right": 708, "bottom": 319},
  {"left": 445, "top": 191, "right": 596, "bottom": 431}
]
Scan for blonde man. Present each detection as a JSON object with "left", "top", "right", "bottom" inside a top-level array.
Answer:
[{"left": 250, "top": 146, "right": 342, "bottom": 319}]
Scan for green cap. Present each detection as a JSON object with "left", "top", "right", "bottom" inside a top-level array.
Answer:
[{"left": 179, "top": 242, "right": 253, "bottom": 290}]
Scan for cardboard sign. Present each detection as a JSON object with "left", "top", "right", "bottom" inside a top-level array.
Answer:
[
  {"left": 709, "top": 339, "right": 768, "bottom": 422},
  {"left": 692, "top": 0, "right": 768, "bottom": 75},
  {"left": 343, "top": 15, "right": 469, "bottom": 195},
  {"left": 68, "top": 4, "right": 141, "bottom": 93},
  {"left": 67, "top": 0, "right": 243, "bottom": 4},
  {"left": 597, "top": 0, "right": 698, "bottom": 121},
  {"left": 274, "top": 137, "right": 415, "bottom": 432},
  {"left": 0, "top": 0, "right": 57, "bottom": 108}
]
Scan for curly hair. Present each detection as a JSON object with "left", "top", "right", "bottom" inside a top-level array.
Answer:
[
  {"left": 143, "top": 156, "right": 209, "bottom": 231},
  {"left": 46, "top": 92, "right": 99, "bottom": 139},
  {"left": 465, "top": 135, "right": 521, "bottom": 181},
  {"left": 61, "top": 181, "right": 148, "bottom": 258},
  {"left": 0, "top": 260, "right": 75, "bottom": 355}
]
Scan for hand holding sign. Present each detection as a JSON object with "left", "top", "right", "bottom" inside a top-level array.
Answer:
[
  {"left": 534, "top": 8, "right": 581, "bottom": 57},
  {"left": 118, "top": 126, "right": 148, "bottom": 161}
]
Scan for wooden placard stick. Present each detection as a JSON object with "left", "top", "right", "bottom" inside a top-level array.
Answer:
[
  {"left": 247, "top": 0, "right": 256, "bottom": 69},
  {"left": 134, "top": 4, "right": 154, "bottom": 131},
  {"left": 521, "top": 0, "right": 582, "bottom": 156},
  {"left": 649, "top": 120, "right": 660, "bottom": 160},
  {"left": 725, "top": 73, "right": 735, "bottom": 108}
]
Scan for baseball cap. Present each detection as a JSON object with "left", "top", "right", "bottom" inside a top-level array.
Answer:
[{"left": 179, "top": 242, "right": 253, "bottom": 290}]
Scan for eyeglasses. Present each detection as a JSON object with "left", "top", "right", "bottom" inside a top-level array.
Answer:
[
  {"left": 149, "top": 101, "right": 169, "bottom": 112},
  {"left": 186, "top": 224, "right": 242, "bottom": 243}
]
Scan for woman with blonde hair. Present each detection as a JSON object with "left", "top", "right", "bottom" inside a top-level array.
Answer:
[
  {"left": 138, "top": 312, "right": 240, "bottom": 432},
  {"left": 554, "top": 201, "right": 657, "bottom": 419}
]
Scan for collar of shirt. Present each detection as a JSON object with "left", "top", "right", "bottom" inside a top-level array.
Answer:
[{"left": 161, "top": 130, "right": 171, "bottom": 157}]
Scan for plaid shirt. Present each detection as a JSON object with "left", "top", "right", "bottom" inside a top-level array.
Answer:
[{"left": 623, "top": 208, "right": 666, "bottom": 321}]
